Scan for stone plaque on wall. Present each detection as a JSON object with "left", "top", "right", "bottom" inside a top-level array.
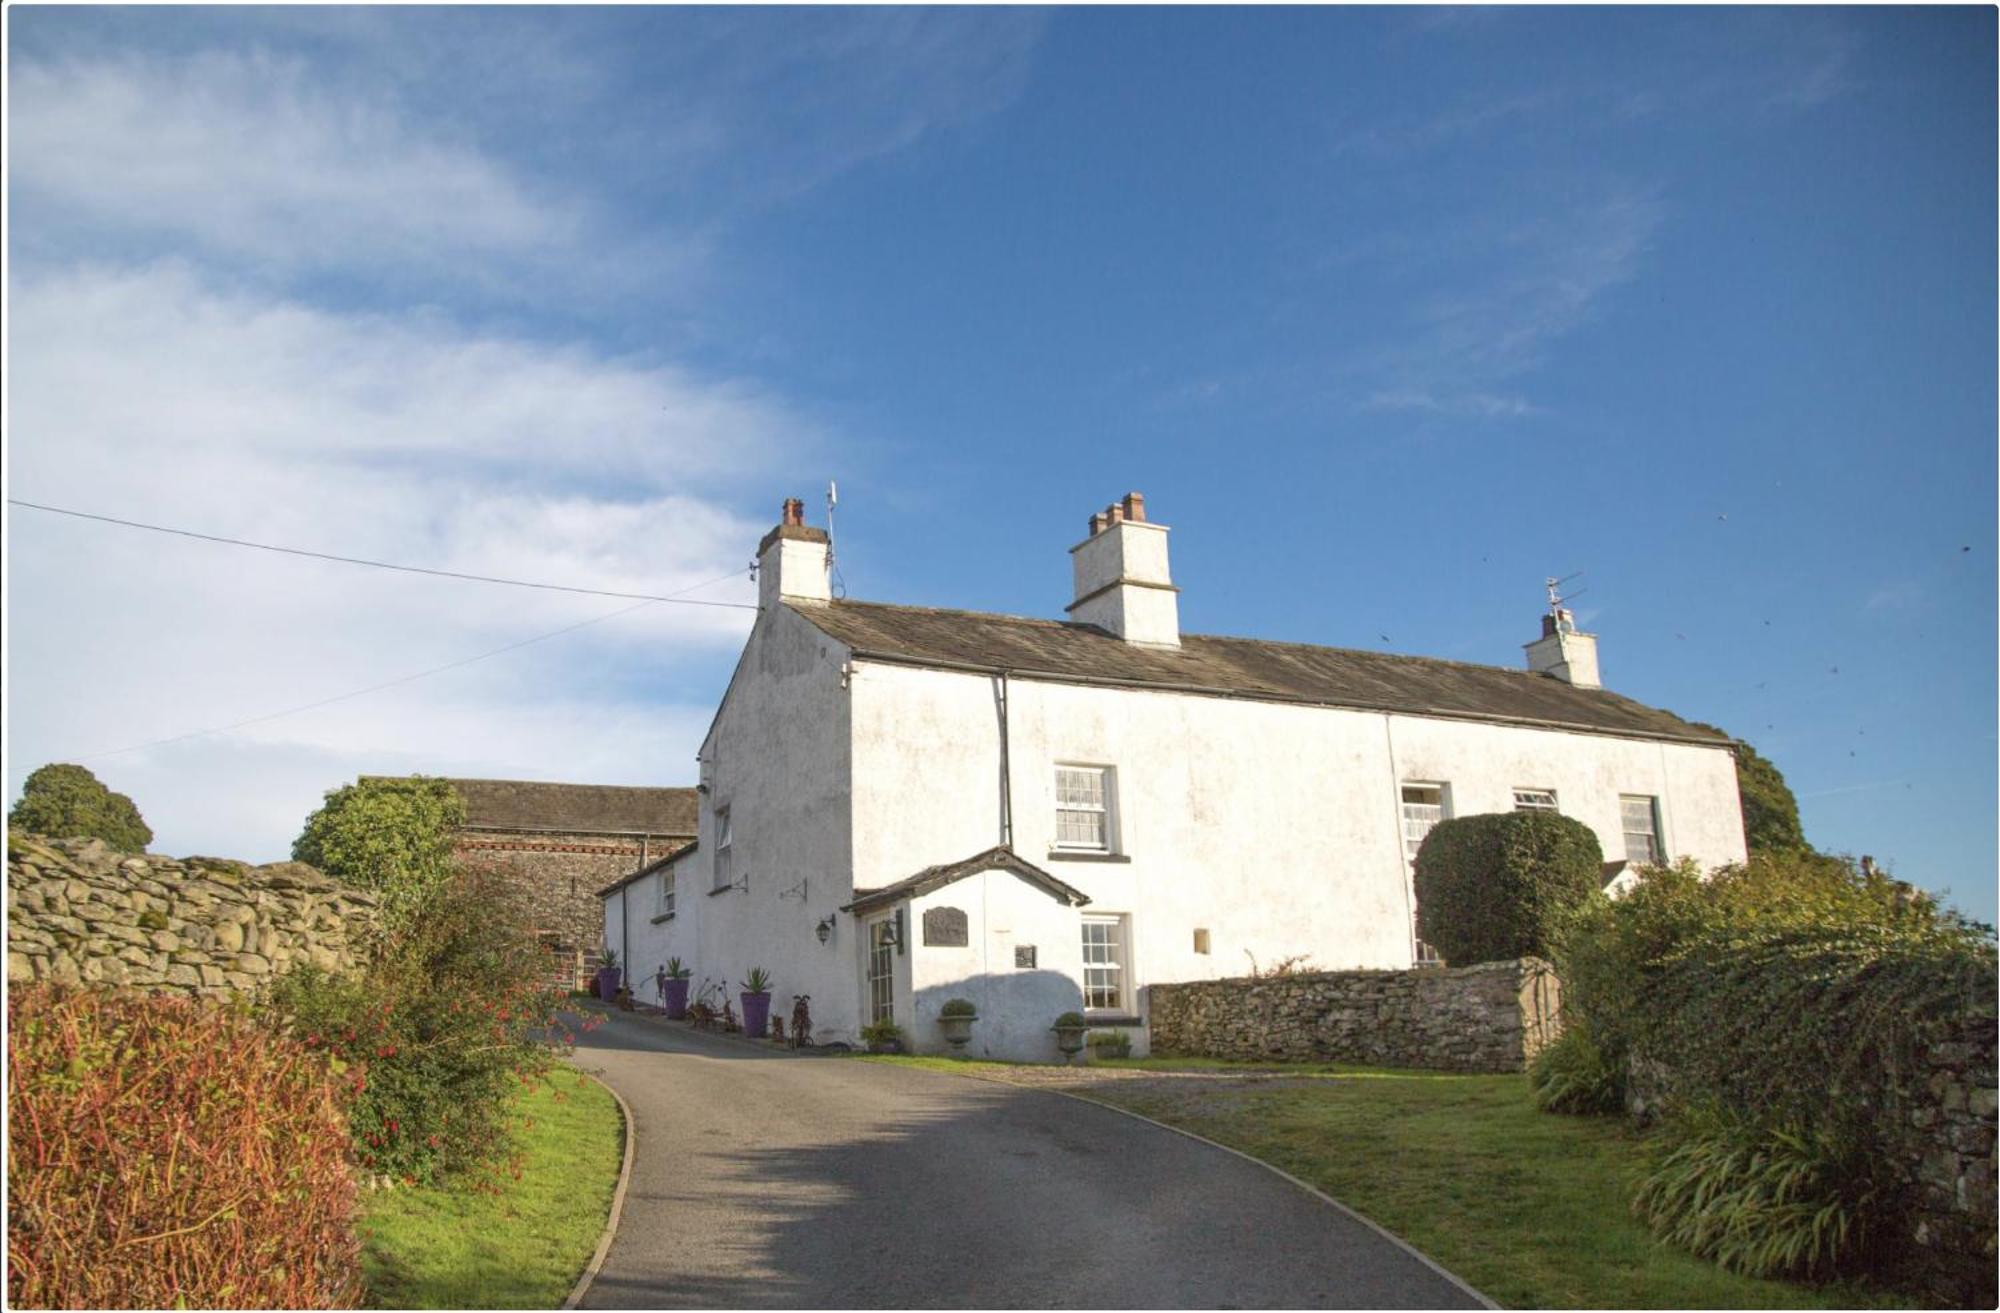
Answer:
[{"left": 922, "top": 906, "right": 968, "bottom": 947}]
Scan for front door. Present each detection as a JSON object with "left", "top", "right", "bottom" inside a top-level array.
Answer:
[{"left": 866, "top": 917, "right": 896, "bottom": 1024}]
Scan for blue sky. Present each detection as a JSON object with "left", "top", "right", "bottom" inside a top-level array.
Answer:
[{"left": 7, "top": 7, "right": 1994, "bottom": 921}]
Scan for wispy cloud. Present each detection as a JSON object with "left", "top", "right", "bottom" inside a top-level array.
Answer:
[
  {"left": 9, "top": 52, "right": 588, "bottom": 284},
  {"left": 1331, "top": 90, "right": 1562, "bottom": 160},
  {"left": 1356, "top": 187, "right": 1664, "bottom": 418}
]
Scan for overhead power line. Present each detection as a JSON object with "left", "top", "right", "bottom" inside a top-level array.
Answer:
[
  {"left": 76, "top": 586, "right": 706, "bottom": 762},
  {"left": 9, "top": 498, "right": 757, "bottom": 609}
]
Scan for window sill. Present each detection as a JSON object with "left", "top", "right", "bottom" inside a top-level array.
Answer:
[
  {"left": 650, "top": 912, "right": 675, "bottom": 925},
  {"left": 1045, "top": 850, "right": 1131, "bottom": 864},
  {"left": 1083, "top": 1014, "right": 1144, "bottom": 1028}
]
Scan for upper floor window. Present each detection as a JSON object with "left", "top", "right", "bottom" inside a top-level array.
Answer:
[
  {"left": 1621, "top": 795, "right": 1663, "bottom": 866},
  {"left": 712, "top": 806, "right": 734, "bottom": 891},
  {"left": 657, "top": 866, "right": 677, "bottom": 918},
  {"left": 1054, "top": 765, "right": 1117, "bottom": 852},
  {"left": 1513, "top": 788, "right": 1559, "bottom": 813},
  {"left": 1399, "top": 783, "right": 1449, "bottom": 864}
]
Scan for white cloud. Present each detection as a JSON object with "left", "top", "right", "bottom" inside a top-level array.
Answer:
[
  {"left": 9, "top": 51, "right": 590, "bottom": 283},
  {"left": 6, "top": 263, "right": 786, "bottom": 860}
]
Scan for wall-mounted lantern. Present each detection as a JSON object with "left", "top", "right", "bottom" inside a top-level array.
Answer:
[{"left": 815, "top": 915, "right": 836, "bottom": 945}]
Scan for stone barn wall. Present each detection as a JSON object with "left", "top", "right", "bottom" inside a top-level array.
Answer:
[
  {"left": 1147, "top": 958, "right": 1560, "bottom": 1073},
  {"left": 6, "top": 834, "right": 378, "bottom": 997},
  {"left": 453, "top": 832, "right": 678, "bottom": 988}
]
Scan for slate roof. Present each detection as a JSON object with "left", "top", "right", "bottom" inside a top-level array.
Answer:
[
  {"left": 844, "top": 845, "right": 1091, "bottom": 915},
  {"left": 793, "top": 600, "right": 1730, "bottom": 746},
  {"left": 437, "top": 778, "right": 699, "bottom": 836},
  {"left": 596, "top": 842, "right": 699, "bottom": 899}
]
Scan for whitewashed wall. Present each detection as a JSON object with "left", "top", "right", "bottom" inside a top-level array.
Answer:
[
  {"left": 688, "top": 604, "right": 861, "bottom": 1041},
  {"left": 906, "top": 872, "right": 1095, "bottom": 1061},
  {"left": 848, "top": 660, "right": 1746, "bottom": 1051}
]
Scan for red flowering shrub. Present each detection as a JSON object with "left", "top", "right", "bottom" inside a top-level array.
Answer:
[
  {"left": 7, "top": 984, "right": 362, "bottom": 1309},
  {"left": 263, "top": 861, "right": 573, "bottom": 1183}
]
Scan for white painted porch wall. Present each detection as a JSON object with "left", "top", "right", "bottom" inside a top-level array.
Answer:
[{"left": 906, "top": 871, "right": 1096, "bottom": 1062}]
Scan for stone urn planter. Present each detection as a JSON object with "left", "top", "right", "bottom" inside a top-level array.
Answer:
[
  {"left": 739, "top": 968, "right": 774, "bottom": 1039},
  {"left": 938, "top": 998, "right": 978, "bottom": 1050},
  {"left": 1052, "top": 1011, "right": 1089, "bottom": 1063}
]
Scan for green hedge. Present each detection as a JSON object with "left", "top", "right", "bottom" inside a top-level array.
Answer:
[
  {"left": 1412, "top": 811, "right": 1602, "bottom": 966},
  {"left": 1552, "top": 851, "right": 1997, "bottom": 1292}
]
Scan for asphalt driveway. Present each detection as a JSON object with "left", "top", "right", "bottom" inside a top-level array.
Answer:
[{"left": 569, "top": 1010, "right": 1486, "bottom": 1309}]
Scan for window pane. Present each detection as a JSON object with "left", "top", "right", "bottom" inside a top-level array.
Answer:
[
  {"left": 1513, "top": 789, "right": 1558, "bottom": 812},
  {"left": 1621, "top": 796, "right": 1661, "bottom": 865},
  {"left": 1081, "top": 917, "right": 1125, "bottom": 1011}
]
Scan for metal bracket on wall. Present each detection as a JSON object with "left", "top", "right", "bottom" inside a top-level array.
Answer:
[{"left": 778, "top": 877, "right": 809, "bottom": 902}]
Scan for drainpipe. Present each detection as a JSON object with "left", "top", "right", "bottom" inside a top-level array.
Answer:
[{"left": 993, "top": 671, "right": 1014, "bottom": 848}]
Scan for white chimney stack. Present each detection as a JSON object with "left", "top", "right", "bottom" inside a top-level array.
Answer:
[
  {"left": 757, "top": 496, "right": 831, "bottom": 608},
  {"left": 1525, "top": 607, "right": 1601, "bottom": 688},
  {"left": 1068, "top": 491, "right": 1180, "bottom": 647}
]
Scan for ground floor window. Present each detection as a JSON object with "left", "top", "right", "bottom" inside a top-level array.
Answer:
[
  {"left": 1081, "top": 913, "right": 1131, "bottom": 1013},
  {"left": 867, "top": 918, "right": 895, "bottom": 1024}
]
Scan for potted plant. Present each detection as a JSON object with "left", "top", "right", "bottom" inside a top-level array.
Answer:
[
  {"left": 595, "top": 948, "right": 622, "bottom": 1003},
  {"left": 859, "top": 1019, "right": 906, "bottom": 1054},
  {"left": 660, "top": 957, "right": 692, "bottom": 1020},
  {"left": 1087, "top": 1030, "right": 1133, "bottom": 1061},
  {"left": 740, "top": 967, "right": 774, "bottom": 1038},
  {"left": 1052, "top": 1011, "right": 1088, "bottom": 1062},
  {"left": 938, "top": 998, "right": 978, "bottom": 1050}
]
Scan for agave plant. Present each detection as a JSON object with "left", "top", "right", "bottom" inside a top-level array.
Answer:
[
  {"left": 663, "top": 956, "right": 691, "bottom": 980},
  {"left": 741, "top": 967, "right": 774, "bottom": 994}
]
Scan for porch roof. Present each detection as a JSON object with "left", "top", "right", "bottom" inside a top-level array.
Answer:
[{"left": 843, "top": 845, "right": 1091, "bottom": 916}]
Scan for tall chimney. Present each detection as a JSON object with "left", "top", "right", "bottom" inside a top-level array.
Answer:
[
  {"left": 1068, "top": 490, "right": 1179, "bottom": 647},
  {"left": 1524, "top": 607, "right": 1601, "bottom": 688},
  {"left": 756, "top": 496, "right": 831, "bottom": 609}
]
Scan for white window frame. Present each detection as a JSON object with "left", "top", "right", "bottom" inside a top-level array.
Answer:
[
  {"left": 1512, "top": 788, "right": 1560, "bottom": 813},
  {"left": 1053, "top": 764, "right": 1118, "bottom": 854},
  {"left": 1080, "top": 913, "right": 1132, "bottom": 1014},
  {"left": 1621, "top": 794, "right": 1665, "bottom": 867},
  {"left": 712, "top": 806, "right": 733, "bottom": 891},
  {"left": 657, "top": 866, "right": 676, "bottom": 918},
  {"left": 1400, "top": 783, "right": 1450, "bottom": 966}
]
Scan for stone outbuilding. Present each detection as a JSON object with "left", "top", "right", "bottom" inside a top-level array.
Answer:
[{"left": 426, "top": 778, "right": 696, "bottom": 986}]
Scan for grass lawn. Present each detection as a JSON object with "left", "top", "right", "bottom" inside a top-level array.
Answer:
[
  {"left": 858, "top": 1054, "right": 1912, "bottom": 1310},
  {"left": 359, "top": 1068, "right": 624, "bottom": 1309}
]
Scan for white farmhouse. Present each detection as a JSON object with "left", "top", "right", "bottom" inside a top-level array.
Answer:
[{"left": 602, "top": 493, "right": 1747, "bottom": 1060}]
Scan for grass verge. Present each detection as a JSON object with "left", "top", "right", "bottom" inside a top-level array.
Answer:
[
  {"left": 360, "top": 1068, "right": 623, "bottom": 1309},
  {"left": 860, "top": 1054, "right": 1908, "bottom": 1310}
]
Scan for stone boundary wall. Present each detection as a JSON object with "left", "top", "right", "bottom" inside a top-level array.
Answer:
[
  {"left": 1147, "top": 958, "right": 1560, "bottom": 1073},
  {"left": 7, "top": 834, "right": 379, "bottom": 996},
  {"left": 1896, "top": 1002, "right": 1995, "bottom": 1304}
]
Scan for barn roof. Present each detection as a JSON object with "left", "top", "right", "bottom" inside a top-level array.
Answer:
[
  {"left": 433, "top": 778, "right": 698, "bottom": 836},
  {"left": 792, "top": 600, "right": 1730, "bottom": 746}
]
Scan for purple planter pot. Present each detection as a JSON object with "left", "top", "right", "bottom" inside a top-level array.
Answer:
[
  {"left": 663, "top": 977, "right": 691, "bottom": 1020},
  {"left": 740, "top": 991, "right": 772, "bottom": 1039},
  {"left": 596, "top": 966, "right": 622, "bottom": 1003}
]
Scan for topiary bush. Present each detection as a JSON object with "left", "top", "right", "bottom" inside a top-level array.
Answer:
[
  {"left": 7, "top": 763, "right": 152, "bottom": 851},
  {"left": 292, "top": 775, "right": 466, "bottom": 926},
  {"left": 1412, "top": 811, "right": 1602, "bottom": 966},
  {"left": 262, "top": 860, "right": 575, "bottom": 1185},
  {"left": 7, "top": 984, "right": 362, "bottom": 1309}
]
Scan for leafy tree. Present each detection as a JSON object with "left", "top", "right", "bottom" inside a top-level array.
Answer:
[
  {"left": 1690, "top": 723, "right": 1806, "bottom": 854},
  {"left": 1413, "top": 810, "right": 1603, "bottom": 966},
  {"left": 292, "top": 776, "right": 465, "bottom": 922},
  {"left": 8, "top": 763, "right": 153, "bottom": 850}
]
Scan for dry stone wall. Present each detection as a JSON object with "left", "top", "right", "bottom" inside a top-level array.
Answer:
[
  {"left": 1901, "top": 1005, "right": 1995, "bottom": 1304},
  {"left": 7, "top": 834, "right": 379, "bottom": 997},
  {"left": 1148, "top": 958, "right": 1560, "bottom": 1073}
]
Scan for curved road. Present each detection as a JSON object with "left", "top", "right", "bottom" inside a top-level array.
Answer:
[{"left": 570, "top": 1011, "right": 1485, "bottom": 1309}]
